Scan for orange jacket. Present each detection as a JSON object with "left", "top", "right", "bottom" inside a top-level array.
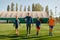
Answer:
[{"left": 48, "top": 19, "right": 55, "bottom": 26}]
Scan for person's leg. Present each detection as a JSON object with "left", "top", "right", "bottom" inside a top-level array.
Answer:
[
  {"left": 26, "top": 24, "right": 28, "bottom": 34},
  {"left": 49, "top": 28, "right": 52, "bottom": 36},
  {"left": 16, "top": 28, "right": 19, "bottom": 35},
  {"left": 49, "top": 26, "right": 53, "bottom": 36},
  {"left": 29, "top": 24, "right": 31, "bottom": 34},
  {"left": 15, "top": 25, "right": 19, "bottom": 36},
  {"left": 37, "top": 29, "right": 39, "bottom": 35},
  {"left": 36, "top": 27, "right": 40, "bottom": 35}
]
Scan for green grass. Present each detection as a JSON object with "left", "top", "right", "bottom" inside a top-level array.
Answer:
[{"left": 0, "top": 23, "right": 60, "bottom": 40}]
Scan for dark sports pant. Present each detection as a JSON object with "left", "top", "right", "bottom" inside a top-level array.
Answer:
[
  {"left": 15, "top": 25, "right": 18, "bottom": 29},
  {"left": 26, "top": 24, "right": 31, "bottom": 34}
]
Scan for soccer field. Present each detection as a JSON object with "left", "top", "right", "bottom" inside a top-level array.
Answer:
[{"left": 0, "top": 23, "right": 60, "bottom": 40}]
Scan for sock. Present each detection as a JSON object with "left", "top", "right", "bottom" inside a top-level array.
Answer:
[
  {"left": 50, "top": 32, "right": 52, "bottom": 36},
  {"left": 37, "top": 31, "right": 38, "bottom": 35},
  {"left": 49, "top": 32, "right": 52, "bottom": 36}
]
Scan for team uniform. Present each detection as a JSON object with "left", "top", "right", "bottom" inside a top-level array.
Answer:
[
  {"left": 36, "top": 19, "right": 41, "bottom": 35},
  {"left": 48, "top": 18, "right": 55, "bottom": 36},
  {"left": 49, "top": 19, "right": 54, "bottom": 29},
  {"left": 14, "top": 19, "right": 19, "bottom": 29},
  {"left": 24, "top": 16, "right": 32, "bottom": 35},
  {"left": 14, "top": 18, "right": 20, "bottom": 36},
  {"left": 36, "top": 20, "right": 41, "bottom": 30}
]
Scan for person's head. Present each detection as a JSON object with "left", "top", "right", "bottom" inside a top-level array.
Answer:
[
  {"left": 27, "top": 13, "right": 30, "bottom": 16},
  {"left": 15, "top": 15, "right": 18, "bottom": 20},
  {"left": 37, "top": 16, "right": 40, "bottom": 20},
  {"left": 49, "top": 16, "right": 53, "bottom": 19}
]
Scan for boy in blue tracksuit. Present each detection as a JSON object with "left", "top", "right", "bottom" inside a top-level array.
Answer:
[
  {"left": 24, "top": 13, "right": 32, "bottom": 35},
  {"left": 36, "top": 17, "right": 41, "bottom": 35},
  {"left": 14, "top": 16, "right": 20, "bottom": 35}
]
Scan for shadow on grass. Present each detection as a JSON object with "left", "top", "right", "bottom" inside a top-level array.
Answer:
[
  {"left": 20, "top": 34, "right": 48, "bottom": 39},
  {"left": 35, "top": 35, "right": 60, "bottom": 40},
  {"left": 0, "top": 34, "right": 60, "bottom": 40},
  {"left": 0, "top": 34, "right": 27, "bottom": 39},
  {"left": 0, "top": 34, "right": 19, "bottom": 39}
]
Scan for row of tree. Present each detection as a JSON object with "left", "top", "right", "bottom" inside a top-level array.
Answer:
[
  {"left": 32, "top": 3, "right": 43, "bottom": 11},
  {"left": 7, "top": 2, "right": 49, "bottom": 15},
  {"left": 7, "top": 2, "right": 19, "bottom": 11},
  {"left": 7, "top": 2, "right": 31, "bottom": 11}
]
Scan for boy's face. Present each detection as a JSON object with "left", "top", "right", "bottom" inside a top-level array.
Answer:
[
  {"left": 16, "top": 16, "right": 18, "bottom": 20},
  {"left": 50, "top": 16, "right": 53, "bottom": 19},
  {"left": 27, "top": 13, "right": 30, "bottom": 16},
  {"left": 37, "top": 17, "right": 40, "bottom": 20}
]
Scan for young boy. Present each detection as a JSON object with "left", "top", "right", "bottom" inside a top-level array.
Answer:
[
  {"left": 14, "top": 16, "right": 20, "bottom": 36},
  {"left": 36, "top": 17, "right": 41, "bottom": 36},
  {"left": 24, "top": 13, "right": 32, "bottom": 36},
  {"left": 48, "top": 16, "right": 55, "bottom": 36}
]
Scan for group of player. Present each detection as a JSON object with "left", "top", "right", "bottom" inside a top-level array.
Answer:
[{"left": 13, "top": 13, "right": 55, "bottom": 36}]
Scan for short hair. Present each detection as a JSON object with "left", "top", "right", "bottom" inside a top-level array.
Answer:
[
  {"left": 28, "top": 13, "right": 29, "bottom": 15},
  {"left": 49, "top": 16, "right": 52, "bottom": 18}
]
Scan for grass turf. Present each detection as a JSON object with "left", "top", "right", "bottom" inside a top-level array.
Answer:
[{"left": 0, "top": 23, "right": 60, "bottom": 40}]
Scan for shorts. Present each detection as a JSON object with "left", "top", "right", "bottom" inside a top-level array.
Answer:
[
  {"left": 15, "top": 25, "right": 18, "bottom": 29},
  {"left": 36, "top": 26, "right": 40, "bottom": 30},
  {"left": 49, "top": 26, "right": 53, "bottom": 29}
]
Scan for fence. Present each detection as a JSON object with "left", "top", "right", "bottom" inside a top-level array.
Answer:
[{"left": 0, "top": 18, "right": 49, "bottom": 23}]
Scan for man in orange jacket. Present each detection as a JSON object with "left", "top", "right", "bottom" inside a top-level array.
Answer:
[{"left": 48, "top": 16, "right": 55, "bottom": 36}]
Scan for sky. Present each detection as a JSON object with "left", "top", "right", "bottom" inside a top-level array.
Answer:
[{"left": 0, "top": 0, "right": 60, "bottom": 17}]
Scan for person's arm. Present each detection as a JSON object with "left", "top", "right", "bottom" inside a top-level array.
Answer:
[
  {"left": 53, "top": 19, "right": 55, "bottom": 26},
  {"left": 13, "top": 20, "right": 15, "bottom": 27},
  {"left": 24, "top": 16, "right": 27, "bottom": 22},
  {"left": 18, "top": 19, "right": 21, "bottom": 26},
  {"left": 47, "top": 20, "right": 49, "bottom": 26},
  {"left": 40, "top": 20, "right": 41, "bottom": 26},
  {"left": 31, "top": 17, "right": 33, "bottom": 27},
  {"left": 31, "top": 17, "right": 33, "bottom": 24},
  {"left": 47, "top": 18, "right": 49, "bottom": 24},
  {"left": 39, "top": 18, "right": 41, "bottom": 24}
]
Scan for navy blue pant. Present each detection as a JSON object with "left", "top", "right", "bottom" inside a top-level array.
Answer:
[{"left": 26, "top": 24, "right": 31, "bottom": 34}]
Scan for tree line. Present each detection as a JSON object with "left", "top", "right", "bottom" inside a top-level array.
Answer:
[{"left": 7, "top": 2, "right": 49, "bottom": 15}]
